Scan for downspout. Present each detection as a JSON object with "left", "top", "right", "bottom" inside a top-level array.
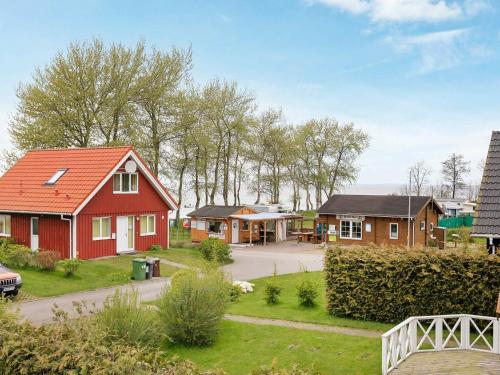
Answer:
[{"left": 60, "top": 214, "right": 72, "bottom": 259}]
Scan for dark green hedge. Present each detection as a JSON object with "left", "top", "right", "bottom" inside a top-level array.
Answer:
[{"left": 325, "top": 245, "right": 500, "bottom": 323}]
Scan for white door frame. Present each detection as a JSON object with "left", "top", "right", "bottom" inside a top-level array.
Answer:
[
  {"left": 116, "top": 216, "right": 134, "bottom": 254},
  {"left": 231, "top": 219, "right": 239, "bottom": 244},
  {"left": 30, "top": 217, "right": 39, "bottom": 251}
]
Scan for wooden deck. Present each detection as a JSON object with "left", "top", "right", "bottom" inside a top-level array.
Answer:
[{"left": 391, "top": 350, "right": 500, "bottom": 374}]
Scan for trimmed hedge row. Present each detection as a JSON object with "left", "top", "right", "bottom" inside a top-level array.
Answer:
[{"left": 325, "top": 245, "right": 500, "bottom": 323}]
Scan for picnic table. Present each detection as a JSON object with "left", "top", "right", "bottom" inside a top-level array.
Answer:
[{"left": 292, "top": 231, "right": 314, "bottom": 243}]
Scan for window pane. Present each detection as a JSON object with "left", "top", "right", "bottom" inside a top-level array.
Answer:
[
  {"left": 148, "top": 215, "right": 155, "bottom": 233},
  {"left": 352, "top": 222, "right": 362, "bottom": 239},
  {"left": 92, "top": 219, "right": 100, "bottom": 238},
  {"left": 122, "top": 174, "right": 130, "bottom": 192},
  {"left": 0, "top": 218, "right": 4, "bottom": 234},
  {"left": 113, "top": 174, "right": 121, "bottom": 192},
  {"left": 390, "top": 224, "right": 398, "bottom": 238},
  {"left": 140, "top": 216, "right": 147, "bottom": 234},
  {"left": 32, "top": 218, "right": 39, "bottom": 236},
  {"left": 5, "top": 216, "right": 10, "bottom": 235},
  {"left": 102, "top": 218, "right": 111, "bottom": 238},
  {"left": 340, "top": 221, "right": 350, "bottom": 238},
  {"left": 131, "top": 173, "right": 138, "bottom": 192}
]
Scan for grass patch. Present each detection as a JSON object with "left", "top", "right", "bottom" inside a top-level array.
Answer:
[
  {"left": 149, "top": 247, "right": 232, "bottom": 267},
  {"left": 166, "top": 320, "right": 380, "bottom": 374},
  {"left": 228, "top": 272, "right": 391, "bottom": 332},
  {"left": 14, "top": 253, "right": 178, "bottom": 298}
]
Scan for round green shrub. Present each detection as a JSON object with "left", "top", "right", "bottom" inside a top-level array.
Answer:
[
  {"left": 58, "top": 259, "right": 82, "bottom": 277},
  {"left": 199, "top": 238, "right": 232, "bottom": 263},
  {"left": 264, "top": 281, "right": 282, "bottom": 305},
  {"left": 158, "top": 267, "right": 227, "bottom": 346},
  {"left": 296, "top": 279, "right": 319, "bottom": 307}
]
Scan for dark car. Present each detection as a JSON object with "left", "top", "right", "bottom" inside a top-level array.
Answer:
[{"left": 0, "top": 263, "right": 22, "bottom": 297}]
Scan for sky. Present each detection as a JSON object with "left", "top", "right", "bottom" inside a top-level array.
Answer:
[{"left": 0, "top": 0, "right": 499, "bottom": 187}]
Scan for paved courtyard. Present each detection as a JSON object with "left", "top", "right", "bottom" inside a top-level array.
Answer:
[{"left": 16, "top": 241, "right": 324, "bottom": 325}]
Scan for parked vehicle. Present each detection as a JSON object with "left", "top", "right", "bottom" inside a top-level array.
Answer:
[{"left": 0, "top": 263, "right": 22, "bottom": 296}]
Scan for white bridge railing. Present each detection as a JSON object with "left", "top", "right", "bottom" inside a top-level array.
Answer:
[{"left": 382, "top": 314, "right": 500, "bottom": 374}]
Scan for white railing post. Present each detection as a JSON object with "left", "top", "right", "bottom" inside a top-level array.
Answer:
[
  {"left": 400, "top": 324, "right": 408, "bottom": 359},
  {"left": 460, "top": 315, "right": 470, "bottom": 350},
  {"left": 435, "top": 317, "right": 443, "bottom": 351},
  {"left": 391, "top": 333, "right": 398, "bottom": 368},
  {"left": 494, "top": 318, "right": 499, "bottom": 354},
  {"left": 409, "top": 318, "right": 417, "bottom": 353},
  {"left": 382, "top": 336, "right": 388, "bottom": 375}
]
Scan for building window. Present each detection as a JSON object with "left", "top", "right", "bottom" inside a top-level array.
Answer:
[
  {"left": 140, "top": 215, "right": 156, "bottom": 236},
  {"left": 242, "top": 220, "right": 249, "bottom": 231},
  {"left": 340, "top": 220, "right": 362, "bottom": 240},
  {"left": 113, "top": 173, "right": 138, "bottom": 193},
  {"left": 430, "top": 222, "right": 434, "bottom": 231},
  {"left": 420, "top": 221, "right": 425, "bottom": 231},
  {"left": 208, "top": 220, "right": 222, "bottom": 233},
  {"left": 92, "top": 217, "right": 111, "bottom": 240},
  {"left": 390, "top": 223, "right": 398, "bottom": 240},
  {"left": 46, "top": 169, "right": 68, "bottom": 185},
  {"left": 0, "top": 215, "right": 11, "bottom": 236}
]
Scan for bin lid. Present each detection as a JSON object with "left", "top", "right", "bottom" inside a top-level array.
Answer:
[{"left": 133, "top": 258, "right": 146, "bottom": 263}]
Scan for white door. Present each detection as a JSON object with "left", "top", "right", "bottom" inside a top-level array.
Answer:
[
  {"left": 231, "top": 219, "right": 239, "bottom": 244},
  {"left": 117, "top": 216, "right": 134, "bottom": 253},
  {"left": 30, "top": 217, "right": 39, "bottom": 251}
]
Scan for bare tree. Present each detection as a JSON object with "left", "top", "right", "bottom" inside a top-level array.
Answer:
[
  {"left": 409, "top": 161, "right": 432, "bottom": 196},
  {"left": 441, "top": 153, "right": 471, "bottom": 198}
]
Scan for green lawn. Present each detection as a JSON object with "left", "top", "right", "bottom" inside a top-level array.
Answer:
[
  {"left": 15, "top": 250, "right": 188, "bottom": 298},
  {"left": 149, "top": 247, "right": 208, "bottom": 268},
  {"left": 228, "top": 272, "right": 392, "bottom": 332},
  {"left": 166, "top": 320, "right": 380, "bottom": 375}
]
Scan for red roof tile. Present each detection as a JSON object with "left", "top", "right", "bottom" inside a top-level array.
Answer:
[{"left": 0, "top": 146, "right": 136, "bottom": 214}]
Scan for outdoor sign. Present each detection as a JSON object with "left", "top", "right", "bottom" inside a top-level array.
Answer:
[
  {"left": 183, "top": 219, "right": 190, "bottom": 228},
  {"left": 336, "top": 215, "right": 365, "bottom": 221},
  {"left": 329, "top": 234, "right": 337, "bottom": 242}
]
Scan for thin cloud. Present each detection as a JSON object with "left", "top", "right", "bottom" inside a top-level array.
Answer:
[
  {"left": 385, "top": 28, "right": 493, "bottom": 73},
  {"left": 308, "top": 0, "right": 489, "bottom": 23}
]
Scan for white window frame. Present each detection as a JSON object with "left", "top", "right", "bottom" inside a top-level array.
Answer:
[
  {"left": 92, "top": 217, "right": 112, "bottom": 240},
  {"left": 113, "top": 172, "right": 139, "bottom": 194},
  {"left": 46, "top": 168, "right": 68, "bottom": 185},
  {"left": 339, "top": 220, "right": 362, "bottom": 240},
  {"left": 140, "top": 214, "right": 156, "bottom": 236},
  {"left": 0, "top": 215, "right": 11, "bottom": 237},
  {"left": 420, "top": 220, "right": 425, "bottom": 231},
  {"left": 389, "top": 223, "right": 399, "bottom": 240}
]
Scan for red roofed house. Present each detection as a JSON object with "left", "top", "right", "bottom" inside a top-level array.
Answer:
[{"left": 0, "top": 146, "right": 178, "bottom": 260}]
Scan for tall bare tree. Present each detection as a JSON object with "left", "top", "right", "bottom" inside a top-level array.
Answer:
[
  {"left": 409, "top": 161, "right": 432, "bottom": 196},
  {"left": 441, "top": 153, "right": 471, "bottom": 198}
]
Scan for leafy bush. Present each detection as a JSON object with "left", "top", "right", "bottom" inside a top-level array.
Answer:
[
  {"left": 35, "top": 250, "right": 61, "bottom": 271},
  {"left": 0, "top": 240, "right": 34, "bottom": 268},
  {"left": 149, "top": 244, "right": 163, "bottom": 252},
  {"left": 158, "top": 267, "right": 227, "bottom": 346},
  {"left": 296, "top": 279, "right": 318, "bottom": 307},
  {"left": 199, "top": 238, "right": 232, "bottom": 263},
  {"left": 0, "top": 311, "right": 172, "bottom": 374},
  {"left": 226, "top": 282, "right": 242, "bottom": 302},
  {"left": 96, "top": 289, "right": 162, "bottom": 347},
  {"left": 325, "top": 245, "right": 500, "bottom": 323},
  {"left": 264, "top": 281, "right": 282, "bottom": 305},
  {"left": 58, "top": 258, "right": 82, "bottom": 277},
  {"left": 5, "top": 246, "right": 34, "bottom": 268}
]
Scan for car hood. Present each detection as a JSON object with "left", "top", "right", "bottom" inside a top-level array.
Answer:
[{"left": 0, "top": 264, "right": 19, "bottom": 279}]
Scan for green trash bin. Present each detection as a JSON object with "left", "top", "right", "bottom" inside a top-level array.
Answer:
[{"left": 132, "top": 258, "right": 147, "bottom": 281}]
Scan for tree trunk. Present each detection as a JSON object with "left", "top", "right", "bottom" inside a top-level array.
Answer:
[
  {"left": 254, "top": 160, "right": 262, "bottom": 204},
  {"left": 210, "top": 142, "right": 222, "bottom": 205},
  {"left": 175, "top": 164, "right": 186, "bottom": 222},
  {"left": 194, "top": 147, "right": 201, "bottom": 209}
]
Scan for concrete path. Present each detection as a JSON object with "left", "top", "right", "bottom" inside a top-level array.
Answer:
[
  {"left": 15, "top": 242, "right": 324, "bottom": 325},
  {"left": 225, "top": 314, "right": 381, "bottom": 338}
]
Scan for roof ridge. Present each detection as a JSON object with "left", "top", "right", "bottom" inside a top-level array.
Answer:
[{"left": 27, "top": 145, "right": 133, "bottom": 152}]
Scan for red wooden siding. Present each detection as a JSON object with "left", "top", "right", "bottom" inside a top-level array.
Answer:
[
  {"left": 76, "top": 163, "right": 170, "bottom": 260},
  {"left": 6, "top": 213, "right": 70, "bottom": 259}
]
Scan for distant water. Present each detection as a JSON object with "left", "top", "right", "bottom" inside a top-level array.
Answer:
[{"left": 174, "top": 183, "right": 404, "bottom": 218}]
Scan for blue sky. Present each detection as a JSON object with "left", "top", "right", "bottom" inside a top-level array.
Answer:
[{"left": 1, "top": 0, "right": 499, "bottom": 185}]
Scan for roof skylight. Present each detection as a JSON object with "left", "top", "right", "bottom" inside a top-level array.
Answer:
[{"left": 46, "top": 169, "right": 68, "bottom": 185}]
